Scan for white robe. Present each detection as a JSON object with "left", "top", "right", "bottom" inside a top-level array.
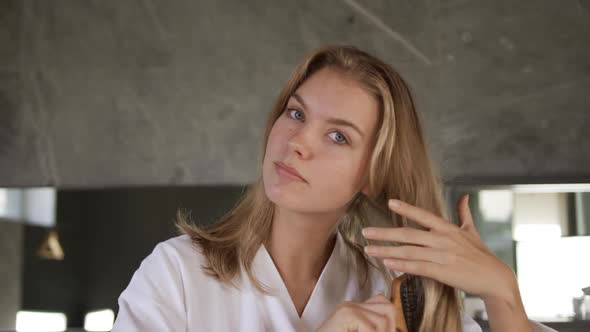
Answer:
[{"left": 112, "top": 232, "right": 554, "bottom": 331}]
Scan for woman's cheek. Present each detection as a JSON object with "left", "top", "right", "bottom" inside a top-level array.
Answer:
[{"left": 269, "top": 123, "right": 290, "bottom": 147}]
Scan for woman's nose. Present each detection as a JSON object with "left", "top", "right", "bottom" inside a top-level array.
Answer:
[{"left": 287, "top": 130, "right": 312, "bottom": 159}]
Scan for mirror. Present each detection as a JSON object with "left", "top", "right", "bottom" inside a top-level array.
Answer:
[{"left": 446, "top": 181, "right": 590, "bottom": 321}]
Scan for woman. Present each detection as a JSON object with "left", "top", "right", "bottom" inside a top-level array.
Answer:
[{"left": 112, "top": 45, "right": 555, "bottom": 331}]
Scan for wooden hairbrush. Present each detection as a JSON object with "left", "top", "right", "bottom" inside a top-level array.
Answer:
[
  {"left": 390, "top": 274, "right": 423, "bottom": 332},
  {"left": 358, "top": 196, "right": 424, "bottom": 331}
]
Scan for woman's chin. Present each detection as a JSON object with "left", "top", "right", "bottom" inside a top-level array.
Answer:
[{"left": 265, "top": 186, "right": 309, "bottom": 211}]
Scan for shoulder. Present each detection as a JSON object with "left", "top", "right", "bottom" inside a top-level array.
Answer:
[
  {"left": 156, "top": 234, "right": 200, "bottom": 255},
  {"left": 125, "top": 235, "right": 209, "bottom": 292},
  {"left": 140, "top": 234, "right": 208, "bottom": 278},
  {"left": 153, "top": 234, "right": 203, "bottom": 262},
  {"left": 113, "top": 235, "right": 201, "bottom": 331}
]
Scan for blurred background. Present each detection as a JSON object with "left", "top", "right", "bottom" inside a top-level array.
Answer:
[{"left": 1, "top": 0, "right": 589, "bottom": 331}]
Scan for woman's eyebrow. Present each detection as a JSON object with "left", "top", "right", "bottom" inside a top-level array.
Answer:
[{"left": 292, "top": 93, "right": 365, "bottom": 138}]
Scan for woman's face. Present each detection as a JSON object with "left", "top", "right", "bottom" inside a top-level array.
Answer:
[{"left": 262, "top": 67, "right": 379, "bottom": 215}]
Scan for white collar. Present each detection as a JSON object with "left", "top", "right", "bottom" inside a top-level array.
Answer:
[{"left": 250, "top": 231, "right": 355, "bottom": 322}]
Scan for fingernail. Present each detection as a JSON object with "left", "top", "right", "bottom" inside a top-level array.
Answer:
[
  {"left": 388, "top": 199, "right": 401, "bottom": 208},
  {"left": 362, "top": 228, "right": 371, "bottom": 237}
]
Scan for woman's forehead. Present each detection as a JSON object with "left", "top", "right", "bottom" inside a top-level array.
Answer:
[{"left": 290, "top": 68, "right": 379, "bottom": 136}]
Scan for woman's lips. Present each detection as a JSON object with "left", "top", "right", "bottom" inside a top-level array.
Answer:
[{"left": 274, "top": 162, "right": 306, "bottom": 182}]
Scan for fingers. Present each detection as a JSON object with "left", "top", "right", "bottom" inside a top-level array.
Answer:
[
  {"left": 351, "top": 310, "right": 382, "bottom": 332},
  {"left": 358, "top": 303, "right": 396, "bottom": 332},
  {"left": 362, "top": 227, "right": 440, "bottom": 248},
  {"left": 364, "top": 293, "right": 390, "bottom": 304},
  {"left": 337, "top": 301, "right": 396, "bottom": 332},
  {"left": 387, "top": 199, "right": 449, "bottom": 232},
  {"left": 456, "top": 194, "right": 480, "bottom": 238},
  {"left": 345, "top": 307, "right": 381, "bottom": 332},
  {"left": 365, "top": 244, "right": 447, "bottom": 264},
  {"left": 382, "top": 258, "right": 441, "bottom": 281}
]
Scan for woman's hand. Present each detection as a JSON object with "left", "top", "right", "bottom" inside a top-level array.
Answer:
[
  {"left": 362, "top": 195, "right": 517, "bottom": 305},
  {"left": 315, "top": 293, "right": 397, "bottom": 332},
  {"left": 362, "top": 195, "right": 534, "bottom": 332}
]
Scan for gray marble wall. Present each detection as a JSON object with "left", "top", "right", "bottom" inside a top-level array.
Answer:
[
  {"left": 1, "top": 0, "right": 589, "bottom": 187},
  {"left": 1, "top": 0, "right": 23, "bottom": 328}
]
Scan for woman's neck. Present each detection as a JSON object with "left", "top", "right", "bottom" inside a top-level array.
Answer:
[{"left": 264, "top": 207, "right": 340, "bottom": 283}]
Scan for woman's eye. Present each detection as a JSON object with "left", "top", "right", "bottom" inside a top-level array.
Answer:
[
  {"left": 288, "top": 109, "right": 305, "bottom": 121},
  {"left": 287, "top": 109, "right": 348, "bottom": 145},
  {"left": 329, "top": 132, "right": 348, "bottom": 144}
]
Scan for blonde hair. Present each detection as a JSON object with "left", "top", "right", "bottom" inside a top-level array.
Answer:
[{"left": 177, "top": 45, "right": 463, "bottom": 332}]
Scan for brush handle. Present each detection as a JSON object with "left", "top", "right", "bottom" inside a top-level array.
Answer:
[{"left": 391, "top": 274, "right": 408, "bottom": 332}]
